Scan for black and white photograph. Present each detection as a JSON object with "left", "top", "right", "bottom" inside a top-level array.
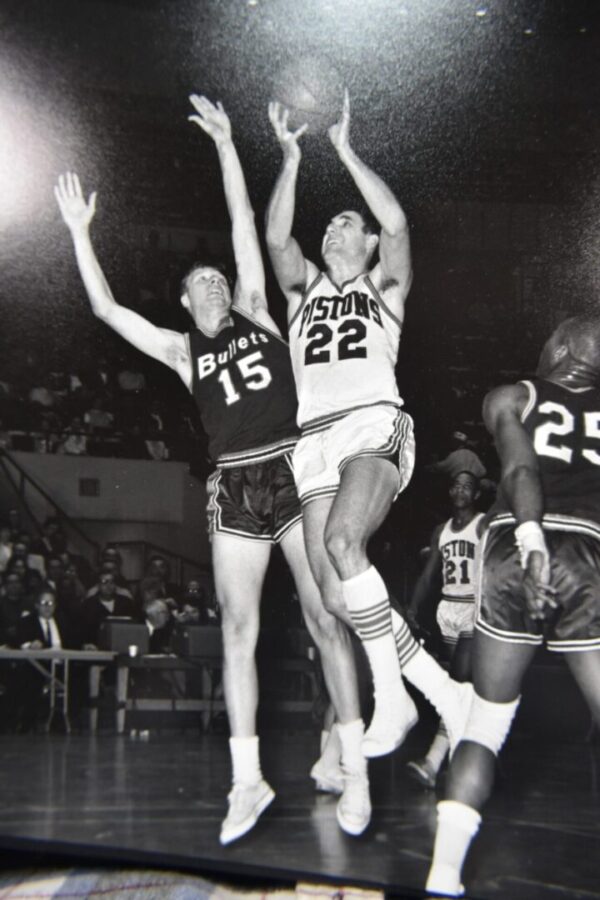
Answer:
[{"left": 0, "top": 1, "right": 599, "bottom": 897}]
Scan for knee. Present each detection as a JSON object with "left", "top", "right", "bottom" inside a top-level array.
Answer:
[
  {"left": 462, "top": 692, "right": 521, "bottom": 756},
  {"left": 324, "top": 525, "right": 364, "bottom": 573},
  {"left": 219, "top": 605, "right": 258, "bottom": 655}
]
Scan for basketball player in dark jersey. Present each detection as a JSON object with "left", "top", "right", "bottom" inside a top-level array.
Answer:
[
  {"left": 54, "top": 98, "right": 366, "bottom": 843},
  {"left": 266, "top": 92, "right": 472, "bottom": 779},
  {"left": 427, "top": 316, "right": 600, "bottom": 897}
]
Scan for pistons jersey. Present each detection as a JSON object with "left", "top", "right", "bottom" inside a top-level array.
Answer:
[
  {"left": 494, "top": 379, "right": 600, "bottom": 525},
  {"left": 439, "top": 514, "right": 484, "bottom": 603},
  {"left": 288, "top": 271, "right": 403, "bottom": 432},
  {"left": 187, "top": 307, "right": 299, "bottom": 467}
]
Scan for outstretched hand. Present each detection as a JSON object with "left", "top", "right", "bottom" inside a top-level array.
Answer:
[
  {"left": 523, "top": 549, "right": 557, "bottom": 621},
  {"left": 328, "top": 88, "right": 350, "bottom": 153},
  {"left": 189, "top": 95, "right": 232, "bottom": 146},
  {"left": 54, "top": 172, "right": 96, "bottom": 232},
  {"left": 268, "top": 101, "right": 308, "bottom": 162}
]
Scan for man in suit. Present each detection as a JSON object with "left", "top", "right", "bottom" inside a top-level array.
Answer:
[{"left": 17, "top": 586, "right": 76, "bottom": 731}]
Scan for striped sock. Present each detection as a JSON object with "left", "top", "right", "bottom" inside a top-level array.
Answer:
[
  {"left": 343, "top": 566, "right": 403, "bottom": 695},
  {"left": 390, "top": 607, "right": 421, "bottom": 667}
]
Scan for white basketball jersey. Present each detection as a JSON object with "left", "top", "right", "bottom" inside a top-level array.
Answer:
[
  {"left": 288, "top": 272, "right": 403, "bottom": 431},
  {"left": 438, "top": 513, "right": 484, "bottom": 601}
]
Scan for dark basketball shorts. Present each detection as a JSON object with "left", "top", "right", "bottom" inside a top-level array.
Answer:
[
  {"left": 206, "top": 452, "right": 302, "bottom": 543},
  {"left": 476, "top": 514, "right": 600, "bottom": 652}
]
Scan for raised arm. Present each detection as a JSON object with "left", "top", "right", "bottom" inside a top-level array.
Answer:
[
  {"left": 483, "top": 383, "right": 556, "bottom": 617},
  {"left": 188, "top": 96, "right": 268, "bottom": 322},
  {"left": 266, "top": 103, "right": 317, "bottom": 304},
  {"left": 54, "top": 173, "right": 191, "bottom": 387},
  {"left": 329, "top": 90, "right": 412, "bottom": 307}
]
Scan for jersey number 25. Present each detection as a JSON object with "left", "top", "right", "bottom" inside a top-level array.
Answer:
[{"left": 534, "top": 401, "right": 600, "bottom": 465}]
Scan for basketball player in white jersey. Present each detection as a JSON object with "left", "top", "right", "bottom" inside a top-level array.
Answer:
[
  {"left": 55, "top": 97, "right": 368, "bottom": 843},
  {"left": 407, "top": 472, "right": 486, "bottom": 788},
  {"left": 266, "top": 92, "right": 472, "bottom": 785}
]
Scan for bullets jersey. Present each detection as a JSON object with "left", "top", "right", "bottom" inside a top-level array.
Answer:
[
  {"left": 493, "top": 379, "right": 600, "bottom": 524},
  {"left": 438, "top": 514, "right": 484, "bottom": 602},
  {"left": 187, "top": 307, "right": 299, "bottom": 467},
  {"left": 288, "top": 271, "right": 403, "bottom": 432}
]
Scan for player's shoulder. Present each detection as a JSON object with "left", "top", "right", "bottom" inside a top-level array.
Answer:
[{"left": 483, "top": 381, "right": 531, "bottom": 421}]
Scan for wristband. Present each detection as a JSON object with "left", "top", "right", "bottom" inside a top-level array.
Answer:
[{"left": 514, "top": 521, "right": 548, "bottom": 568}]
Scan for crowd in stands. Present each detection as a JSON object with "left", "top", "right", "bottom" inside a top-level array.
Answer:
[
  {"left": 0, "top": 347, "right": 208, "bottom": 470},
  {"left": 0, "top": 509, "right": 218, "bottom": 732}
]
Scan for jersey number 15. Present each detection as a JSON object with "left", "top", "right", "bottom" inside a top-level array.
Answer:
[{"left": 218, "top": 351, "right": 272, "bottom": 406}]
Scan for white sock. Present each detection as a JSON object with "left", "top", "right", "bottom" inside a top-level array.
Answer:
[
  {"left": 390, "top": 607, "right": 421, "bottom": 666},
  {"left": 337, "top": 719, "right": 367, "bottom": 776},
  {"left": 229, "top": 735, "right": 262, "bottom": 786},
  {"left": 426, "top": 800, "right": 481, "bottom": 896},
  {"left": 426, "top": 723, "right": 450, "bottom": 774},
  {"left": 343, "top": 566, "right": 403, "bottom": 696},
  {"left": 403, "top": 646, "right": 454, "bottom": 714},
  {"left": 318, "top": 725, "right": 341, "bottom": 768}
]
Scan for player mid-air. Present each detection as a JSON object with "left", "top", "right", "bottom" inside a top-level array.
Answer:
[
  {"left": 266, "top": 90, "right": 472, "bottom": 774},
  {"left": 54, "top": 96, "right": 369, "bottom": 844},
  {"left": 426, "top": 316, "right": 600, "bottom": 897},
  {"left": 407, "top": 471, "right": 486, "bottom": 789}
]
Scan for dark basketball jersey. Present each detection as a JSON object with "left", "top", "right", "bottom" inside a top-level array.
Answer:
[
  {"left": 495, "top": 379, "right": 600, "bottom": 523},
  {"left": 187, "top": 307, "right": 299, "bottom": 467}
]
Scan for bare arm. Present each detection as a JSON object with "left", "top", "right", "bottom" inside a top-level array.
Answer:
[
  {"left": 266, "top": 103, "right": 318, "bottom": 304},
  {"left": 329, "top": 91, "right": 412, "bottom": 307},
  {"left": 483, "top": 383, "right": 557, "bottom": 617},
  {"left": 55, "top": 173, "right": 191, "bottom": 386},
  {"left": 483, "top": 384, "right": 544, "bottom": 525},
  {"left": 188, "top": 96, "right": 269, "bottom": 322},
  {"left": 408, "top": 525, "right": 443, "bottom": 620}
]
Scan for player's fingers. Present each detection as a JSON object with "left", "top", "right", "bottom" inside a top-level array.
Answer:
[
  {"left": 293, "top": 123, "right": 308, "bottom": 139},
  {"left": 53, "top": 185, "right": 63, "bottom": 209},
  {"left": 89, "top": 191, "right": 97, "bottom": 215},
  {"left": 343, "top": 87, "right": 350, "bottom": 115},
  {"left": 73, "top": 172, "right": 82, "bottom": 196},
  {"left": 188, "top": 115, "right": 209, "bottom": 132}
]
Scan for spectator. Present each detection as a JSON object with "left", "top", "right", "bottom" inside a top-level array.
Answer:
[
  {"left": 81, "top": 569, "right": 136, "bottom": 648},
  {"left": 56, "top": 416, "right": 88, "bottom": 456},
  {"left": 16, "top": 586, "right": 77, "bottom": 732},
  {"left": 30, "top": 517, "right": 67, "bottom": 558},
  {"left": 5, "top": 556, "right": 43, "bottom": 599},
  {"left": 176, "top": 578, "right": 219, "bottom": 625},
  {"left": 0, "top": 571, "right": 31, "bottom": 647},
  {"left": 86, "top": 559, "right": 133, "bottom": 600},
  {"left": 11, "top": 532, "right": 46, "bottom": 578},
  {"left": 18, "top": 586, "right": 74, "bottom": 650},
  {"left": 141, "top": 596, "right": 174, "bottom": 654},
  {"left": 45, "top": 554, "right": 64, "bottom": 591},
  {"left": 141, "top": 554, "right": 180, "bottom": 605},
  {"left": 83, "top": 394, "right": 114, "bottom": 434}
]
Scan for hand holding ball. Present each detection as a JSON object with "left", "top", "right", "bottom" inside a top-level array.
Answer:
[{"left": 272, "top": 55, "right": 344, "bottom": 135}]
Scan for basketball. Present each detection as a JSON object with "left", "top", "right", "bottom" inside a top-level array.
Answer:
[{"left": 272, "top": 55, "right": 344, "bottom": 134}]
